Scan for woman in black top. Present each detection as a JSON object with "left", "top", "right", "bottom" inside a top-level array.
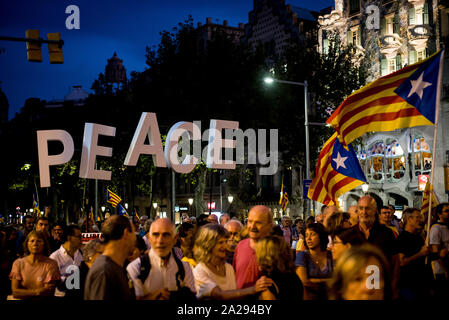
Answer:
[{"left": 256, "top": 235, "right": 303, "bottom": 301}]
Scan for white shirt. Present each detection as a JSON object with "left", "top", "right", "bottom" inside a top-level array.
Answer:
[
  {"left": 50, "top": 245, "right": 83, "bottom": 280},
  {"left": 193, "top": 262, "right": 236, "bottom": 298},
  {"left": 49, "top": 245, "right": 83, "bottom": 296},
  {"left": 126, "top": 248, "right": 196, "bottom": 298},
  {"left": 429, "top": 223, "right": 449, "bottom": 275}
]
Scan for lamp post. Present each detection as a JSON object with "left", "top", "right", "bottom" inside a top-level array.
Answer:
[
  {"left": 264, "top": 76, "right": 311, "bottom": 217},
  {"left": 188, "top": 198, "right": 193, "bottom": 216},
  {"left": 153, "top": 202, "right": 158, "bottom": 217},
  {"left": 361, "top": 184, "right": 369, "bottom": 195}
]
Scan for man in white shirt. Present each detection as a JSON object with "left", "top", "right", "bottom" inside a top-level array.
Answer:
[
  {"left": 49, "top": 224, "right": 83, "bottom": 297},
  {"left": 127, "top": 218, "right": 195, "bottom": 300}
]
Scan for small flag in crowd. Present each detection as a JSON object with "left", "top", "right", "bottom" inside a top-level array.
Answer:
[
  {"left": 32, "top": 194, "right": 41, "bottom": 217},
  {"left": 279, "top": 181, "right": 289, "bottom": 211},
  {"left": 421, "top": 181, "right": 439, "bottom": 218},
  {"left": 89, "top": 206, "right": 95, "bottom": 224},
  {"left": 117, "top": 203, "right": 129, "bottom": 217},
  {"left": 308, "top": 132, "right": 366, "bottom": 206},
  {"left": 327, "top": 50, "right": 444, "bottom": 146},
  {"left": 106, "top": 189, "right": 122, "bottom": 208}
]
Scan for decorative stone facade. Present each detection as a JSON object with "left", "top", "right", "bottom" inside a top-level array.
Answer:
[{"left": 318, "top": 0, "right": 449, "bottom": 211}]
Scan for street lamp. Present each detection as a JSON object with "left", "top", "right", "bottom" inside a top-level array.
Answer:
[
  {"left": 227, "top": 195, "right": 234, "bottom": 204},
  {"left": 124, "top": 203, "right": 128, "bottom": 210},
  {"left": 153, "top": 202, "right": 158, "bottom": 217},
  {"left": 101, "top": 206, "right": 105, "bottom": 213},
  {"left": 264, "top": 76, "right": 311, "bottom": 217},
  {"left": 188, "top": 198, "right": 194, "bottom": 216},
  {"left": 361, "top": 184, "right": 369, "bottom": 195}
]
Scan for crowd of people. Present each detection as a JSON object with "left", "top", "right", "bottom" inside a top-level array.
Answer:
[{"left": 1, "top": 196, "right": 448, "bottom": 301}]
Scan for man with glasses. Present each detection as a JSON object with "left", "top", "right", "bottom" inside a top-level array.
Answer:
[
  {"left": 224, "top": 219, "right": 243, "bottom": 264},
  {"left": 50, "top": 224, "right": 84, "bottom": 298}
]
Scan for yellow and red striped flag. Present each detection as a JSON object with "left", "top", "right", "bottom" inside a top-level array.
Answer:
[
  {"left": 308, "top": 132, "right": 366, "bottom": 206},
  {"left": 421, "top": 181, "right": 439, "bottom": 217},
  {"left": 327, "top": 50, "right": 444, "bottom": 146},
  {"left": 106, "top": 189, "right": 122, "bottom": 208}
]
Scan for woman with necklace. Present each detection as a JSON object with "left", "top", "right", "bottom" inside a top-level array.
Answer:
[
  {"left": 295, "top": 223, "right": 333, "bottom": 300},
  {"left": 193, "top": 224, "right": 272, "bottom": 299},
  {"left": 9, "top": 230, "right": 60, "bottom": 300}
]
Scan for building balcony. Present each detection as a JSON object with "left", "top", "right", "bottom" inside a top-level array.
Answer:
[
  {"left": 407, "top": 0, "right": 426, "bottom": 6},
  {"left": 408, "top": 24, "right": 431, "bottom": 50},
  {"left": 318, "top": 10, "right": 343, "bottom": 27},
  {"left": 379, "top": 33, "right": 402, "bottom": 59}
]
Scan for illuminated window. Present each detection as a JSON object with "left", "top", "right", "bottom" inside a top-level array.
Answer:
[
  {"left": 367, "top": 140, "right": 385, "bottom": 182},
  {"left": 413, "top": 136, "right": 431, "bottom": 176},
  {"left": 385, "top": 139, "right": 405, "bottom": 181}
]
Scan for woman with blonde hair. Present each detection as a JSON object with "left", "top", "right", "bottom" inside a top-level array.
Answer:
[
  {"left": 256, "top": 235, "right": 303, "bottom": 301},
  {"left": 9, "top": 230, "right": 60, "bottom": 300},
  {"left": 328, "top": 243, "right": 392, "bottom": 300},
  {"left": 192, "top": 224, "right": 272, "bottom": 299}
]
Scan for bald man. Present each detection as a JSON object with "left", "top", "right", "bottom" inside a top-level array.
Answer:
[
  {"left": 126, "top": 218, "right": 195, "bottom": 300},
  {"left": 356, "top": 196, "right": 399, "bottom": 290},
  {"left": 233, "top": 205, "right": 273, "bottom": 289}
]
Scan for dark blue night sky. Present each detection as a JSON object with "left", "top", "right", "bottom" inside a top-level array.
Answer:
[{"left": 0, "top": 0, "right": 333, "bottom": 119}]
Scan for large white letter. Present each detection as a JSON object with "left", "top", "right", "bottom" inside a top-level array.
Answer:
[
  {"left": 206, "top": 120, "right": 238, "bottom": 169},
  {"left": 366, "top": 5, "right": 380, "bottom": 30},
  {"left": 124, "top": 112, "right": 166, "bottom": 167},
  {"left": 164, "top": 121, "right": 201, "bottom": 174},
  {"left": 37, "top": 130, "right": 74, "bottom": 188},
  {"left": 65, "top": 5, "right": 80, "bottom": 30},
  {"left": 79, "top": 123, "right": 116, "bottom": 180}
]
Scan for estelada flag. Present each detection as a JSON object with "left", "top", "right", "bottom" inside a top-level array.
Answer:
[
  {"left": 308, "top": 132, "right": 366, "bottom": 206},
  {"left": 421, "top": 181, "right": 439, "bottom": 218},
  {"left": 327, "top": 50, "right": 444, "bottom": 146},
  {"left": 281, "top": 192, "right": 289, "bottom": 211},
  {"left": 106, "top": 189, "right": 122, "bottom": 208}
]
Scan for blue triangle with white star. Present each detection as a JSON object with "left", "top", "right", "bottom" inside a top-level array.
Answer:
[
  {"left": 394, "top": 50, "right": 443, "bottom": 124},
  {"left": 331, "top": 138, "right": 366, "bottom": 182}
]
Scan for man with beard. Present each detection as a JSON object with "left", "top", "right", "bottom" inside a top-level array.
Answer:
[
  {"left": 233, "top": 205, "right": 273, "bottom": 289},
  {"left": 84, "top": 215, "right": 137, "bottom": 300},
  {"left": 396, "top": 208, "right": 432, "bottom": 300},
  {"left": 126, "top": 218, "right": 196, "bottom": 300},
  {"left": 224, "top": 219, "right": 243, "bottom": 264}
]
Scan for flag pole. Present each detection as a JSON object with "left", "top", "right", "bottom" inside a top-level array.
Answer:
[{"left": 425, "top": 49, "right": 445, "bottom": 246}]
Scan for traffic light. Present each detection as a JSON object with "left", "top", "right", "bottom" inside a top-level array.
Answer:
[
  {"left": 47, "top": 32, "right": 63, "bottom": 64},
  {"left": 25, "top": 29, "right": 42, "bottom": 62}
]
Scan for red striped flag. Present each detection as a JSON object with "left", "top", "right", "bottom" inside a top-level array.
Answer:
[
  {"left": 106, "top": 189, "right": 122, "bottom": 208},
  {"left": 308, "top": 132, "right": 366, "bottom": 206},
  {"left": 421, "top": 181, "right": 439, "bottom": 218},
  {"left": 327, "top": 50, "right": 443, "bottom": 146}
]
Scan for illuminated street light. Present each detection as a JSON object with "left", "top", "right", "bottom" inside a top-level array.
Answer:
[{"left": 264, "top": 76, "right": 311, "bottom": 217}]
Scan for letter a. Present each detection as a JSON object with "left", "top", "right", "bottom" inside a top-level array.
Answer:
[{"left": 65, "top": 5, "right": 80, "bottom": 30}]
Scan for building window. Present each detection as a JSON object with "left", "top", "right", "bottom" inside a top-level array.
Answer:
[
  {"left": 349, "top": 0, "right": 360, "bottom": 15},
  {"left": 385, "top": 139, "right": 405, "bottom": 181},
  {"left": 409, "top": 3, "right": 430, "bottom": 26},
  {"left": 413, "top": 136, "right": 432, "bottom": 176},
  {"left": 367, "top": 141, "right": 385, "bottom": 183},
  {"left": 381, "top": 55, "right": 402, "bottom": 76}
]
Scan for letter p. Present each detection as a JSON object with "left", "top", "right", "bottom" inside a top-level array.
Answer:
[{"left": 37, "top": 130, "right": 74, "bottom": 188}]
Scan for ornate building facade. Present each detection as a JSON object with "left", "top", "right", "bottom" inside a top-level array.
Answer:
[{"left": 318, "top": 0, "right": 449, "bottom": 212}]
